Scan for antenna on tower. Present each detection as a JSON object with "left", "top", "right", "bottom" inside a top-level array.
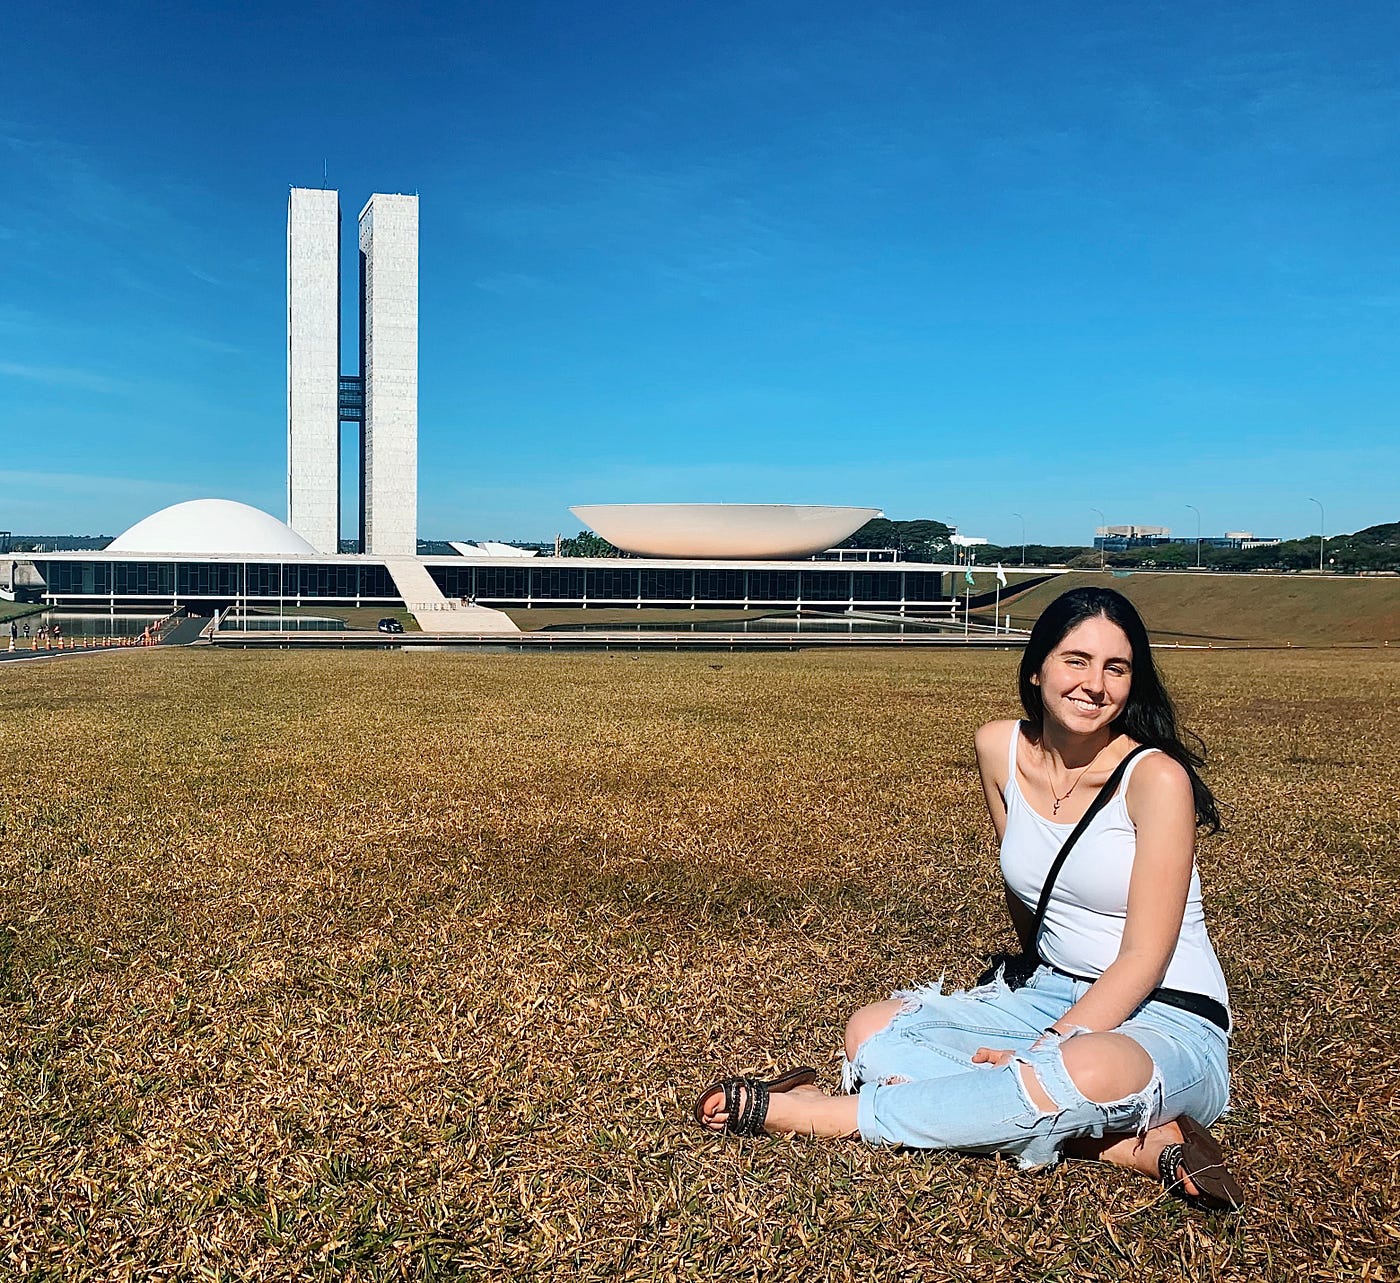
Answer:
[{"left": 322, "top": 159, "right": 328, "bottom": 189}]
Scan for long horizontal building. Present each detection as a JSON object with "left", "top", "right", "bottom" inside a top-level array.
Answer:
[
  {"left": 26, "top": 550, "right": 957, "bottom": 614},
  {"left": 6, "top": 501, "right": 1001, "bottom": 628}
]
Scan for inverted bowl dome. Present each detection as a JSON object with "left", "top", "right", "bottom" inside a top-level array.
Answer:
[
  {"left": 570, "top": 504, "right": 882, "bottom": 560},
  {"left": 107, "top": 499, "right": 318, "bottom": 556}
]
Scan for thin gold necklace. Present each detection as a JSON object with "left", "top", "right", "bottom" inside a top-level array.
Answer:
[{"left": 1044, "top": 743, "right": 1107, "bottom": 816}]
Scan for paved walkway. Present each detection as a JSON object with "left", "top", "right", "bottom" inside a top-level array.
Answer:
[
  {"left": 379, "top": 557, "right": 520, "bottom": 634},
  {"left": 159, "top": 617, "right": 210, "bottom": 645},
  {"left": 211, "top": 630, "right": 1030, "bottom": 652}
]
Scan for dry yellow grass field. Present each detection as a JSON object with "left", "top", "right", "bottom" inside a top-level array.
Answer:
[{"left": 1, "top": 647, "right": 1397, "bottom": 1281}]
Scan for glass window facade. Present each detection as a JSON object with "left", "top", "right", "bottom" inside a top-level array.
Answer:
[
  {"left": 638, "top": 569, "right": 690, "bottom": 600},
  {"left": 535, "top": 567, "right": 586, "bottom": 599},
  {"left": 40, "top": 560, "right": 398, "bottom": 603},
  {"left": 338, "top": 375, "right": 364, "bottom": 423},
  {"left": 430, "top": 565, "right": 472, "bottom": 599},
  {"left": 427, "top": 564, "right": 946, "bottom": 607},
  {"left": 747, "top": 570, "right": 799, "bottom": 601},
  {"left": 39, "top": 559, "right": 948, "bottom": 610},
  {"left": 800, "top": 570, "right": 848, "bottom": 602},
  {"left": 475, "top": 567, "right": 531, "bottom": 600},
  {"left": 851, "top": 571, "right": 884, "bottom": 601},
  {"left": 692, "top": 570, "right": 746, "bottom": 603},
  {"left": 902, "top": 571, "right": 946, "bottom": 602}
]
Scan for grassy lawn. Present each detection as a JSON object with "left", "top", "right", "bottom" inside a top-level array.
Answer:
[{"left": 0, "top": 648, "right": 1396, "bottom": 1278}]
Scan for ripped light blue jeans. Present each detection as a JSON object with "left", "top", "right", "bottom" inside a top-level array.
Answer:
[{"left": 844, "top": 966, "right": 1231, "bottom": 1169}]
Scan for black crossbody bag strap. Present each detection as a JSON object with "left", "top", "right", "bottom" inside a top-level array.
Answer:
[{"left": 1027, "top": 745, "right": 1153, "bottom": 936}]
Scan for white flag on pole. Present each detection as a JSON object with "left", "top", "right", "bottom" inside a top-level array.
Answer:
[{"left": 996, "top": 563, "right": 1007, "bottom": 587}]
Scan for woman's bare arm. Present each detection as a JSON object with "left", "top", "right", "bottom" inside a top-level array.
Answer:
[
  {"left": 974, "top": 720, "right": 1035, "bottom": 947},
  {"left": 1048, "top": 752, "right": 1197, "bottom": 1033},
  {"left": 973, "top": 719, "right": 1014, "bottom": 843}
]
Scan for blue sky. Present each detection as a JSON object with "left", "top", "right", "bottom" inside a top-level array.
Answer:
[{"left": 3, "top": 1, "right": 1398, "bottom": 545}]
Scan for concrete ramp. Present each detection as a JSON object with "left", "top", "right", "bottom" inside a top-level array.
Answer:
[
  {"left": 159, "top": 616, "right": 212, "bottom": 645},
  {"left": 380, "top": 557, "right": 520, "bottom": 634}
]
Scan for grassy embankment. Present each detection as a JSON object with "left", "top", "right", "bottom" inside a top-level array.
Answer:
[
  {"left": 504, "top": 573, "right": 1400, "bottom": 645},
  {"left": 990, "top": 571, "right": 1400, "bottom": 645},
  {"left": 1, "top": 648, "right": 1396, "bottom": 1279},
  {"left": 0, "top": 601, "right": 46, "bottom": 625}
]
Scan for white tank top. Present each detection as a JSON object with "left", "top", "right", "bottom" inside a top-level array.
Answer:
[{"left": 999, "top": 724, "right": 1229, "bottom": 1006}]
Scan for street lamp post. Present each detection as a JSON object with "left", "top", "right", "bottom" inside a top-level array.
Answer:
[
  {"left": 1308, "top": 497, "right": 1325, "bottom": 572},
  {"left": 1185, "top": 503, "right": 1201, "bottom": 568},
  {"left": 1012, "top": 512, "right": 1026, "bottom": 566},
  {"left": 1091, "top": 507, "right": 1106, "bottom": 570}
]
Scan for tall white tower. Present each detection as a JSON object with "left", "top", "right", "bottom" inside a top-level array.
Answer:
[
  {"left": 358, "top": 193, "right": 419, "bottom": 557},
  {"left": 286, "top": 188, "right": 341, "bottom": 555}
]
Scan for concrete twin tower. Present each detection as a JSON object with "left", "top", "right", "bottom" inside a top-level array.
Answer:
[{"left": 287, "top": 188, "right": 419, "bottom": 556}]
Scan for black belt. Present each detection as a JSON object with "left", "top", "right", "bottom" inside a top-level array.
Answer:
[{"left": 1044, "top": 963, "right": 1230, "bottom": 1033}]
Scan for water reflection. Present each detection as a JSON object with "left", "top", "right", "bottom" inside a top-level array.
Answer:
[
  {"left": 541, "top": 613, "right": 959, "bottom": 635},
  {"left": 30, "top": 611, "right": 161, "bottom": 638},
  {"left": 220, "top": 616, "right": 348, "bottom": 632}
]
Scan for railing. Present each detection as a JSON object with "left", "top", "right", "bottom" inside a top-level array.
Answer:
[{"left": 9, "top": 610, "right": 181, "bottom": 653}]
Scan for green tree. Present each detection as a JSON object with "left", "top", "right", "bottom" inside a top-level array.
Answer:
[
  {"left": 840, "top": 517, "right": 953, "bottom": 561},
  {"left": 1142, "top": 543, "right": 1190, "bottom": 569},
  {"left": 558, "top": 530, "right": 622, "bottom": 558}
]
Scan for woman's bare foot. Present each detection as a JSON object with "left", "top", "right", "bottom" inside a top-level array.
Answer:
[
  {"left": 764, "top": 1083, "right": 861, "bottom": 1138},
  {"left": 696, "top": 1082, "right": 860, "bottom": 1138},
  {"left": 1070, "top": 1119, "right": 1228, "bottom": 1199},
  {"left": 1070, "top": 1120, "right": 1182, "bottom": 1172}
]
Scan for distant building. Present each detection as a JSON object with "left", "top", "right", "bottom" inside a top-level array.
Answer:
[
  {"left": 1094, "top": 525, "right": 1282, "bottom": 553},
  {"left": 358, "top": 193, "right": 419, "bottom": 557},
  {"left": 286, "top": 188, "right": 341, "bottom": 555},
  {"left": 1195, "top": 531, "right": 1280, "bottom": 550},
  {"left": 287, "top": 187, "right": 419, "bottom": 557},
  {"left": 1094, "top": 525, "right": 1172, "bottom": 551},
  {"left": 815, "top": 547, "right": 900, "bottom": 562},
  {"left": 12, "top": 184, "right": 1071, "bottom": 629}
]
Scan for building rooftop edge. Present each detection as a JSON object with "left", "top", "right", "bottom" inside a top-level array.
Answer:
[{"left": 22, "top": 551, "right": 1056, "bottom": 575}]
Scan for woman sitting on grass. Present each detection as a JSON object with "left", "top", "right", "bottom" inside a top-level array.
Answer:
[{"left": 694, "top": 587, "right": 1243, "bottom": 1212}]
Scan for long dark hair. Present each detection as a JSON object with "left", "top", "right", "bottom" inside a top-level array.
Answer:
[{"left": 1018, "top": 587, "right": 1221, "bottom": 832}]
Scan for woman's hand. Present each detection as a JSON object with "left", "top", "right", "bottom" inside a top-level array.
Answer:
[{"left": 972, "top": 1046, "right": 1015, "bottom": 1067}]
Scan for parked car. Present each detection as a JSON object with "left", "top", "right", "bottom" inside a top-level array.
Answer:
[{"left": 377, "top": 617, "right": 405, "bottom": 634}]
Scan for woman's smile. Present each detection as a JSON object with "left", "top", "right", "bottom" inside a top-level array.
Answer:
[{"left": 1034, "top": 615, "right": 1134, "bottom": 737}]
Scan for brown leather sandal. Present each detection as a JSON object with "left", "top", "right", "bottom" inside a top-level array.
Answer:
[
  {"left": 1158, "top": 1116, "right": 1245, "bottom": 1212},
  {"left": 692, "top": 1066, "right": 819, "bottom": 1137}
]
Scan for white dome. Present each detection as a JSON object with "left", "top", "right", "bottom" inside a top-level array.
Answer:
[
  {"left": 570, "top": 504, "right": 882, "bottom": 560},
  {"left": 108, "top": 500, "right": 318, "bottom": 556}
]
